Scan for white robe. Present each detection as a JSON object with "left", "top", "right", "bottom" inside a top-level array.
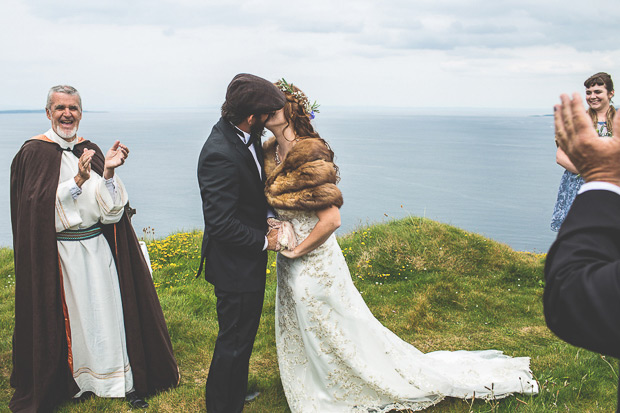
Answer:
[{"left": 48, "top": 129, "right": 134, "bottom": 398}]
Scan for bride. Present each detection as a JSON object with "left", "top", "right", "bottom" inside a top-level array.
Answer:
[{"left": 263, "top": 79, "right": 538, "bottom": 412}]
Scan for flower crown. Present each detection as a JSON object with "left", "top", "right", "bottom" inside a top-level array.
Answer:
[{"left": 276, "top": 78, "right": 320, "bottom": 119}]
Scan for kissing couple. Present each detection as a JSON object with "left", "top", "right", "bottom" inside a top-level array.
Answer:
[{"left": 197, "top": 74, "right": 538, "bottom": 412}]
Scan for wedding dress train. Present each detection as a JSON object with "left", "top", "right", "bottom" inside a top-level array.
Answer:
[{"left": 275, "top": 209, "right": 538, "bottom": 413}]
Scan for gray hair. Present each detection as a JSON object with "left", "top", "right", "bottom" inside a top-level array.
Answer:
[{"left": 46, "top": 85, "right": 82, "bottom": 111}]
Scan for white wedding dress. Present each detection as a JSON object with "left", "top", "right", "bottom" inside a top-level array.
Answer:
[{"left": 275, "top": 209, "right": 538, "bottom": 413}]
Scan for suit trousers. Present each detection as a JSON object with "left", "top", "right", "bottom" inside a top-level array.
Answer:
[{"left": 206, "top": 288, "right": 265, "bottom": 413}]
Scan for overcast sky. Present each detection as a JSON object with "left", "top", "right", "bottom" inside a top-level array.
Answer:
[{"left": 1, "top": 0, "right": 618, "bottom": 111}]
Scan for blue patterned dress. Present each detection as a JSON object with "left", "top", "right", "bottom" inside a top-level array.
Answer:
[{"left": 551, "top": 122, "right": 610, "bottom": 232}]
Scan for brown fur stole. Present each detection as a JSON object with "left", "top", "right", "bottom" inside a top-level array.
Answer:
[{"left": 263, "top": 137, "right": 343, "bottom": 210}]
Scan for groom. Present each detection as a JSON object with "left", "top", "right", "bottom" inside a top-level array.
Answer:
[{"left": 197, "top": 73, "right": 285, "bottom": 412}]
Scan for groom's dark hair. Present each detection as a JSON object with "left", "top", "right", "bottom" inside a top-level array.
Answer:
[
  {"left": 221, "top": 101, "right": 260, "bottom": 125},
  {"left": 221, "top": 101, "right": 244, "bottom": 125}
]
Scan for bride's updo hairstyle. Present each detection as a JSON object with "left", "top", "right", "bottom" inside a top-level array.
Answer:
[{"left": 275, "top": 79, "right": 339, "bottom": 179}]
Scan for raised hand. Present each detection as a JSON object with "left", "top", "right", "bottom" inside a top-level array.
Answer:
[
  {"left": 555, "top": 93, "right": 620, "bottom": 186},
  {"left": 74, "top": 148, "right": 95, "bottom": 187},
  {"left": 104, "top": 140, "right": 130, "bottom": 179}
]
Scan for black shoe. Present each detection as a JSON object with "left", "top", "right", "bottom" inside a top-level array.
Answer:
[
  {"left": 244, "top": 391, "right": 260, "bottom": 403},
  {"left": 126, "top": 391, "right": 149, "bottom": 409}
]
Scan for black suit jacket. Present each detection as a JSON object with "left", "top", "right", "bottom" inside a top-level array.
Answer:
[
  {"left": 544, "top": 189, "right": 620, "bottom": 410},
  {"left": 544, "top": 189, "right": 620, "bottom": 358},
  {"left": 197, "top": 118, "right": 269, "bottom": 293}
]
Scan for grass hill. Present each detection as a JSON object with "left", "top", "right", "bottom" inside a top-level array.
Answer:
[{"left": 0, "top": 217, "right": 617, "bottom": 412}]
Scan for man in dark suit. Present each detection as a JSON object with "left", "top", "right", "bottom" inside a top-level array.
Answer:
[
  {"left": 544, "top": 92, "right": 620, "bottom": 410},
  {"left": 197, "top": 73, "right": 285, "bottom": 413}
]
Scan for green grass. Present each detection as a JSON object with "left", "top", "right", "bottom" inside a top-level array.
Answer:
[{"left": 0, "top": 218, "right": 617, "bottom": 412}]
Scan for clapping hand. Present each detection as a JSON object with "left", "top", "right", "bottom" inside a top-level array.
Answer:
[
  {"left": 555, "top": 93, "right": 620, "bottom": 186},
  {"left": 104, "top": 140, "right": 129, "bottom": 179},
  {"left": 74, "top": 148, "right": 95, "bottom": 187}
]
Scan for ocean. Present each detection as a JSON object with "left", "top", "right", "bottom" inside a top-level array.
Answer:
[{"left": 0, "top": 107, "right": 560, "bottom": 252}]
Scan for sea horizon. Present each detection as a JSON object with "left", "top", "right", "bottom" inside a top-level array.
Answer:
[{"left": 0, "top": 107, "right": 560, "bottom": 252}]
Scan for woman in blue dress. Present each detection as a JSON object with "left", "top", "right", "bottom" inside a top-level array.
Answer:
[{"left": 551, "top": 72, "right": 616, "bottom": 231}]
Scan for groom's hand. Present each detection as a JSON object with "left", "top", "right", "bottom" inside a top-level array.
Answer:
[{"left": 266, "top": 227, "right": 279, "bottom": 251}]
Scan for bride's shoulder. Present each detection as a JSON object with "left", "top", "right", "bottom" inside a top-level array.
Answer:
[{"left": 289, "top": 138, "right": 333, "bottom": 163}]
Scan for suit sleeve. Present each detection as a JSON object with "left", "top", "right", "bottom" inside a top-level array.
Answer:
[
  {"left": 198, "top": 150, "right": 264, "bottom": 250},
  {"left": 544, "top": 190, "right": 620, "bottom": 358}
]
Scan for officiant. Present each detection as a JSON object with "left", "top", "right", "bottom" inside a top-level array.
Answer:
[{"left": 9, "top": 85, "right": 179, "bottom": 412}]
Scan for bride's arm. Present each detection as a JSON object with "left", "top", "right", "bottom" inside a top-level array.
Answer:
[{"left": 279, "top": 205, "right": 341, "bottom": 259}]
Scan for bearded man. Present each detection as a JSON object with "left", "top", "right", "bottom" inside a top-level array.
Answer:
[
  {"left": 197, "top": 73, "right": 285, "bottom": 412},
  {"left": 9, "top": 85, "right": 179, "bottom": 412}
]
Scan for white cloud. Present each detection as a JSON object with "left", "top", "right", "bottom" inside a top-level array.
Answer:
[{"left": 0, "top": 0, "right": 618, "bottom": 110}]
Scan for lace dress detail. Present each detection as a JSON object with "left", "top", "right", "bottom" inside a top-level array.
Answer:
[{"left": 275, "top": 209, "right": 538, "bottom": 413}]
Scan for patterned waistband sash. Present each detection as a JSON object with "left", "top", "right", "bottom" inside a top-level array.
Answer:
[{"left": 57, "top": 224, "right": 103, "bottom": 241}]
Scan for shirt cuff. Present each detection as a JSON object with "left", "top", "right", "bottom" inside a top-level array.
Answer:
[
  {"left": 578, "top": 181, "right": 620, "bottom": 197},
  {"left": 105, "top": 176, "right": 117, "bottom": 198},
  {"left": 263, "top": 236, "right": 269, "bottom": 251},
  {"left": 70, "top": 181, "right": 83, "bottom": 199}
]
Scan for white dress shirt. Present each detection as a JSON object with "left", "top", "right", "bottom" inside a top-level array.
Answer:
[
  {"left": 232, "top": 125, "right": 270, "bottom": 250},
  {"left": 578, "top": 181, "right": 620, "bottom": 197},
  {"left": 233, "top": 125, "right": 262, "bottom": 179}
]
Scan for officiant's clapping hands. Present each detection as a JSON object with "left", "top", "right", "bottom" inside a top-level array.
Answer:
[{"left": 555, "top": 93, "right": 620, "bottom": 186}]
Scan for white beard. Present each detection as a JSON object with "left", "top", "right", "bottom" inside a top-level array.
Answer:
[{"left": 56, "top": 125, "right": 78, "bottom": 140}]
